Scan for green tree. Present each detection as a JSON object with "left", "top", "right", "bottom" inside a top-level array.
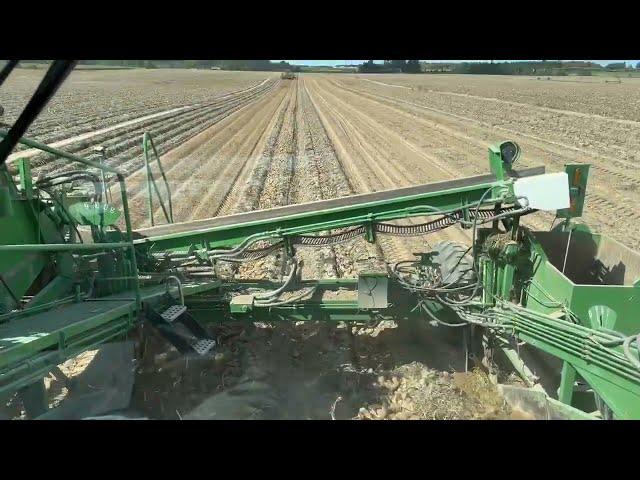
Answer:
[
  {"left": 606, "top": 62, "right": 625, "bottom": 70},
  {"left": 390, "top": 60, "right": 407, "bottom": 72},
  {"left": 404, "top": 60, "right": 421, "bottom": 73}
]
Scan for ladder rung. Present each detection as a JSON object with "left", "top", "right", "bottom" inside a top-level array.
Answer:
[
  {"left": 161, "top": 305, "right": 186, "bottom": 322},
  {"left": 192, "top": 339, "right": 216, "bottom": 356}
]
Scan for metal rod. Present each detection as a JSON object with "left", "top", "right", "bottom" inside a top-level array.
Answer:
[
  {"left": 0, "top": 128, "right": 122, "bottom": 174},
  {"left": 143, "top": 132, "right": 173, "bottom": 225},
  {"left": 562, "top": 226, "right": 573, "bottom": 274},
  {"left": 0, "top": 242, "right": 132, "bottom": 252},
  {"left": 117, "top": 174, "right": 142, "bottom": 309},
  {"left": 165, "top": 276, "right": 184, "bottom": 306},
  {"left": 96, "top": 148, "right": 110, "bottom": 202},
  {"left": 143, "top": 133, "right": 155, "bottom": 226},
  {"left": 147, "top": 133, "right": 173, "bottom": 223}
]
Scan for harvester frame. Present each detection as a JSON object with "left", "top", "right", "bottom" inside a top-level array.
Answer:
[{"left": 0, "top": 61, "right": 638, "bottom": 419}]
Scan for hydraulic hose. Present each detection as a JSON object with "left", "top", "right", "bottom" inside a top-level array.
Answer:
[{"left": 253, "top": 259, "right": 298, "bottom": 300}]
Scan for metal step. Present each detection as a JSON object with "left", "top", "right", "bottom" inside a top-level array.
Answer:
[
  {"left": 192, "top": 339, "right": 216, "bottom": 356},
  {"left": 148, "top": 303, "right": 216, "bottom": 356},
  {"left": 160, "top": 305, "right": 186, "bottom": 323}
]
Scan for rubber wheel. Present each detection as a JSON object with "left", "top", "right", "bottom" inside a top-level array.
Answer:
[{"left": 430, "top": 241, "right": 475, "bottom": 286}]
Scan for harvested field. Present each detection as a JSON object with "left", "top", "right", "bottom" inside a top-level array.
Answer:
[
  {"left": 4, "top": 69, "right": 637, "bottom": 419},
  {"left": 2, "top": 69, "right": 278, "bottom": 178}
]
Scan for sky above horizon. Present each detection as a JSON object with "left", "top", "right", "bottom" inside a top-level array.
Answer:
[{"left": 277, "top": 60, "right": 639, "bottom": 66}]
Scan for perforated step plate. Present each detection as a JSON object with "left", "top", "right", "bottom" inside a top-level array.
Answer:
[
  {"left": 192, "top": 339, "right": 216, "bottom": 356},
  {"left": 161, "top": 305, "right": 187, "bottom": 323}
]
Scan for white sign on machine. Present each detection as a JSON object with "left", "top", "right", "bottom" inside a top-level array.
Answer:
[{"left": 513, "top": 172, "right": 570, "bottom": 211}]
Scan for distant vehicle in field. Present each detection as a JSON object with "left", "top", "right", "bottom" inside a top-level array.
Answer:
[{"left": 281, "top": 71, "right": 297, "bottom": 80}]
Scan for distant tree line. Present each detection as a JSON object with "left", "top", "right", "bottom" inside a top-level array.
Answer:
[
  {"left": 452, "top": 60, "right": 637, "bottom": 75},
  {"left": 451, "top": 61, "right": 589, "bottom": 75},
  {"left": 16, "top": 60, "right": 640, "bottom": 74},
  {"left": 82, "top": 60, "right": 301, "bottom": 71},
  {"left": 358, "top": 60, "right": 421, "bottom": 73},
  {"left": 18, "top": 60, "right": 300, "bottom": 72},
  {"left": 358, "top": 60, "right": 639, "bottom": 76}
]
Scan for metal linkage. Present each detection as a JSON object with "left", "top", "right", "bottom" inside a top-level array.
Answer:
[
  {"left": 211, "top": 206, "right": 532, "bottom": 263},
  {"left": 293, "top": 226, "right": 366, "bottom": 246},
  {"left": 143, "top": 132, "right": 174, "bottom": 226},
  {"left": 298, "top": 206, "right": 530, "bottom": 244},
  {"left": 215, "top": 240, "right": 285, "bottom": 263},
  {"left": 489, "top": 303, "right": 640, "bottom": 378}
]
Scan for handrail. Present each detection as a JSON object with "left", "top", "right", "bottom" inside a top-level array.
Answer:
[
  {"left": 0, "top": 128, "right": 120, "bottom": 174},
  {"left": 0, "top": 129, "right": 141, "bottom": 309},
  {"left": 0, "top": 243, "right": 132, "bottom": 252},
  {"left": 142, "top": 132, "right": 174, "bottom": 226}
]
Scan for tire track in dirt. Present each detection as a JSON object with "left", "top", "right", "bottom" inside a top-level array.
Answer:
[
  {"left": 230, "top": 80, "right": 301, "bottom": 280},
  {"left": 364, "top": 81, "right": 640, "bottom": 128},
  {"left": 9, "top": 79, "right": 273, "bottom": 163},
  {"left": 306, "top": 78, "right": 415, "bottom": 263},
  {"left": 111, "top": 82, "right": 282, "bottom": 220},
  {"left": 293, "top": 78, "right": 384, "bottom": 278},
  {"left": 234, "top": 80, "right": 340, "bottom": 281},
  {"left": 172, "top": 84, "right": 290, "bottom": 223},
  {"left": 115, "top": 82, "right": 288, "bottom": 227},
  {"left": 28, "top": 80, "right": 278, "bottom": 179},
  {"left": 330, "top": 77, "right": 640, "bottom": 180},
  {"left": 305, "top": 77, "right": 465, "bottom": 265},
  {"left": 315, "top": 78, "right": 551, "bottom": 232},
  {"left": 321, "top": 77, "right": 640, "bottom": 249},
  {"left": 307, "top": 77, "right": 476, "bottom": 257},
  {"left": 188, "top": 86, "right": 291, "bottom": 221}
]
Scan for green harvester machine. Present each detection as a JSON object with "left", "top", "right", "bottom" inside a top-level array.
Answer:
[{"left": 0, "top": 61, "right": 639, "bottom": 419}]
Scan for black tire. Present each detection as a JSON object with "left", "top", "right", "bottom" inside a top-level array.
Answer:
[{"left": 430, "top": 241, "right": 475, "bottom": 286}]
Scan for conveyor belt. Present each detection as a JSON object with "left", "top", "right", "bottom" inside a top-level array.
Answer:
[
  {"left": 133, "top": 167, "right": 544, "bottom": 242},
  {"left": 0, "top": 299, "right": 135, "bottom": 372}
]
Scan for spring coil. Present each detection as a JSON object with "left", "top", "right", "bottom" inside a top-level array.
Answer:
[
  {"left": 293, "top": 226, "right": 366, "bottom": 246},
  {"left": 215, "top": 207, "right": 529, "bottom": 261}
]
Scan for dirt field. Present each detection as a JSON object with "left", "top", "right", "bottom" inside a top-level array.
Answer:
[
  {"left": 6, "top": 70, "right": 637, "bottom": 253},
  {"left": 4, "top": 69, "right": 637, "bottom": 419}
]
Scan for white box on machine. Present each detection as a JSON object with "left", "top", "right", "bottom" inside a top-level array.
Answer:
[{"left": 513, "top": 172, "right": 570, "bottom": 211}]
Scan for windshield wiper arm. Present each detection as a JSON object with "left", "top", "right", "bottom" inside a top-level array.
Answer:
[
  {"left": 0, "top": 60, "right": 77, "bottom": 166},
  {"left": 0, "top": 60, "right": 19, "bottom": 89}
]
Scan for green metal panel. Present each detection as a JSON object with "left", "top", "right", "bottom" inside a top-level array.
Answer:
[
  {"left": 68, "top": 202, "right": 121, "bottom": 227},
  {"left": 131, "top": 172, "right": 519, "bottom": 253},
  {"left": 525, "top": 229, "right": 640, "bottom": 333},
  {"left": 488, "top": 144, "right": 507, "bottom": 181},
  {"left": 557, "top": 164, "right": 590, "bottom": 219},
  {"left": 571, "top": 285, "right": 639, "bottom": 335},
  {"left": 0, "top": 168, "right": 48, "bottom": 312},
  {"left": 0, "top": 298, "right": 136, "bottom": 370},
  {"left": 17, "top": 159, "right": 33, "bottom": 199}
]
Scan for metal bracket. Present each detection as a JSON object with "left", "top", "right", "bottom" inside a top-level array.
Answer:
[{"left": 358, "top": 273, "right": 388, "bottom": 309}]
